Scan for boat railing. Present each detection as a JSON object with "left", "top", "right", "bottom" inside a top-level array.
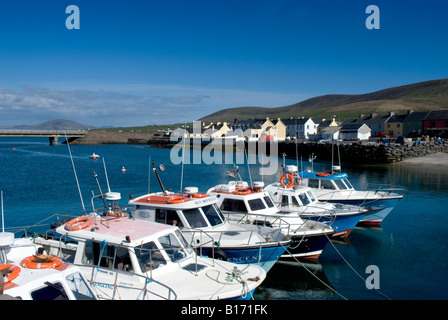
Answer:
[
  {"left": 222, "top": 211, "right": 295, "bottom": 236},
  {"left": 76, "top": 259, "right": 178, "bottom": 300}
]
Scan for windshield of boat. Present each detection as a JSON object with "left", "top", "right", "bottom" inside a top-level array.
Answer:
[
  {"left": 135, "top": 241, "right": 167, "bottom": 272},
  {"left": 297, "top": 192, "right": 311, "bottom": 206},
  {"left": 183, "top": 208, "right": 208, "bottom": 228},
  {"left": 201, "top": 204, "right": 225, "bottom": 226},
  {"left": 307, "top": 191, "right": 316, "bottom": 202},
  {"left": 65, "top": 272, "right": 97, "bottom": 300},
  {"left": 334, "top": 179, "right": 348, "bottom": 190},
  {"left": 343, "top": 179, "right": 354, "bottom": 189},
  {"left": 158, "top": 232, "right": 189, "bottom": 262}
]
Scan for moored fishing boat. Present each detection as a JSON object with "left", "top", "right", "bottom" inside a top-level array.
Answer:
[
  {"left": 0, "top": 231, "right": 98, "bottom": 300},
  {"left": 33, "top": 213, "right": 266, "bottom": 300},
  {"left": 298, "top": 168, "right": 403, "bottom": 226},
  {"left": 129, "top": 162, "right": 290, "bottom": 273},
  {"left": 265, "top": 164, "right": 367, "bottom": 237},
  {"left": 207, "top": 166, "right": 334, "bottom": 261},
  {"left": 31, "top": 187, "right": 266, "bottom": 300}
]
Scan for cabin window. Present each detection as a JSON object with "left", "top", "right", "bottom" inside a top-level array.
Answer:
[
  {"left": 334, "top": 179, "right": 348, "bottom": 190},
  {"left": 65, "top": 272, "right": 96, "bottom": 300},
  {"left": 202, "top": 205, "right": 224, "bottom": 226},
  {"left": 291, "top": 196, "right": 301, "bottom": 207},
  {"left": 158, "top": 233, "right": 187, "bottom": 262},
  {"left": 136, "top": 241, "right": 166, "bottom": 272},
  {"left": 220, "top": 199, "right": 248, "bottom": 213},
  {"left": 263, "top": 195, "right": 275, "bottom": 208},
  {"left": 280, "top": 195, "right": 289, "bottom": 206},
  {"left": 320, "top": 180, "right": 336, "bottom": 189},
  {"left": 82, "top": 241, "right": 133, "bottom": 272},
  {"left": 156, "top": 209, "right": 183, "bottom": 227},
  {"left": 343, "top": 179, "right": 354, "bottom": 189},
  {"left": 308, "top": 179, "right": 319, "bottom": 188},
  {"left": 298, "top": 193, "right": 310, "bottom": 206},
  {"left": 307, "top": 191, "right": 316, "bottom": 202},
  {"left": 248, "top": 198, "right": 266, "bottom": 211},
  {"left": 183, "top": 208, "right": 208, "bottom": 228},
  {"left": 30, "top": 281, "right": 70, "bottom": 300}
]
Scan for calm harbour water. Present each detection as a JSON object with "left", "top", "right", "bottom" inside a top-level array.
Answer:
[{"left": 1, "top": 137, "right": 448, "bottom": 300}]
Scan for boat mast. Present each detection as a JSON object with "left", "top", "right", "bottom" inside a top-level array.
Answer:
[{"left": 152, "top": 161, "right": 167, "bottom": 194}]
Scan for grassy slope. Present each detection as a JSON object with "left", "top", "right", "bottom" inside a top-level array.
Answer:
[{"left": 200, "top": 78, "right": 448, "bottom": 122}]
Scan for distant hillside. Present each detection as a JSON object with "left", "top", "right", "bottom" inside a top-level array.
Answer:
[
  {"left": 11, "top": 119, "right": 95, "bottom": 130},
  {"left": 200, "top": 79, "right": 448, "bottom": 123}
]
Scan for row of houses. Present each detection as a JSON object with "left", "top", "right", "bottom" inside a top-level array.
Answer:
[{"left": 182, "top": 109, "right": 448, "bottom": 142}]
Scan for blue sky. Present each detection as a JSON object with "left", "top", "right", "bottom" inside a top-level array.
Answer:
[{"left": 0, "top": 0, "right": 447, "bottom": 127}]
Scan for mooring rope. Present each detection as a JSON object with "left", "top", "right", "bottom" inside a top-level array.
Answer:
[
  {"left": 324, "top": 233, "right": 392, "bottom": 300},
  {"left": 280, "top": 242, "right": 348, "bottom": 300}
]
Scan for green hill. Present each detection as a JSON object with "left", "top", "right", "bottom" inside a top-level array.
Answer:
[{"left": 200, "top": 78, "right": 448, "bottom": 123}]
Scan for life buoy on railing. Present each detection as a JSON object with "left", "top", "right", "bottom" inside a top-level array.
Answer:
[
  {"left": 280, "top": 174, "right": 295, "bottom": 188},
  {"left": 166, "top": 196, "right": 187, "bottom": 204},
  {"left": 235, "top": 189, "right": 252, "bottom": 195},
  {"left": 192, "top": 193, "right": 207, "bottom": 198},
  {"left": 65, "top": 216, "right": 93, "bottom": 231},
  {"left": 292, "top": 172, "right": 301, "bottom": 184},
  {"left": 0, "top": 264, "right": 21, "bottom": 283},
  {"left": 21, "top": 255, "right": 62, "bottom": 269}
]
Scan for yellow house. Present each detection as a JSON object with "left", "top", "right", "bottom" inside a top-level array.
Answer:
[{"left": 273, "top": 118, "right": 286, "bottom": 141}]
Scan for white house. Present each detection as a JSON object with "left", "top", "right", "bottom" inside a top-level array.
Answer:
[
  {"left": 282, "top": 117, "right": 318, "bottom": 139},
  {"left": 339, "top": 123, "right": 371, "bottom": 141}
]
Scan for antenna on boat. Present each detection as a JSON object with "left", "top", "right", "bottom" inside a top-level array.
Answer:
[
  {"left": 180, "top": 122, "right": 186, "bottom": 193},
  {"left": 65, "top": 133, "right": 86, "bottom": 214},
  {"left": 308, "top": 153, "right": 316, "bottom": 172},
  {"left": 152, "top": 161, "right": 167, "bottom": 194},
  {"left": 102, "top": 158, "right": 111, "bottom": 193},
  {"left": 93, "top": 171, "right": 107, "bottom": 207},
  {"left": 148, "top": 156, "right": 151, "bottom": 194}
]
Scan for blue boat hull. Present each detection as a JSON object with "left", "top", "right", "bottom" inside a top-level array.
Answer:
[
  {"left": 303, "top": 212, "right": 365, "bottom": 237},
  {"left": 199, "top": 243, "right": 288, "bottom": 273},
  {"left": 326, "top": 197, "right": 401, "bottom": 226}
]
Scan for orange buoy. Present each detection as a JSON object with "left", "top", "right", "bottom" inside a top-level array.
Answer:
[
  {"left": 65, "top": 216, "right": 93, "bottom": 231},
  {"left": 21, "top": 255, "right": 62, "bottom": 269},
  {"left": 280, "top": 174, "right": 295, "bottom": 188},
  {"left": 0, "top": 264, "right": 21, "bottom": 282}
]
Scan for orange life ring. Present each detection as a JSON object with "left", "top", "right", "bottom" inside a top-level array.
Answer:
[
  {"left": 280, "top": 174, "right": 295, "bottom": 188},
  {"left": 21, "top": 255, "right": 62, "bottom": 269},
  {"left": 65, "top": 216, "right": 93, "bottom": 231},
  {"left": 166, "top": 196, "right": 187, "bottom": 204},
  {"left": 192, "top": 193, "right": 207, "bottom": 198},
  {"left": 0, "top": 264, "right": 21, "bottom": 283},
  {"left": 235, "top": 189, "right": 252, "bottom": 195},
  {"left": 292, "top": 172, "right": 301, "bottom": 184}
]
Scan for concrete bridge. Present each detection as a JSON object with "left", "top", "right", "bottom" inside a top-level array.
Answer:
[{"left": 0, "top": 129, "right": 88, "bottom": 145}]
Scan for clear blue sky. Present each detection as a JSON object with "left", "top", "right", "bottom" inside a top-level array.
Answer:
[{"left": 0, "top": 0, "right": 447, "bottom": 127}]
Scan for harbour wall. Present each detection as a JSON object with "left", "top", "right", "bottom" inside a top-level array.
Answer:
[{"left": 72, "top": 131, "right": 448, "bottom": 164}]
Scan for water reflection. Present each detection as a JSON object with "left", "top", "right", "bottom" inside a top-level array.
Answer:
[{"left": 253, "top": 260, "right": 339, "bottom": 300}]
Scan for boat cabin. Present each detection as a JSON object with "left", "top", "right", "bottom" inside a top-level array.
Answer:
[{"left": 299, "top": 171, "right": 355, "bottom": 192}]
